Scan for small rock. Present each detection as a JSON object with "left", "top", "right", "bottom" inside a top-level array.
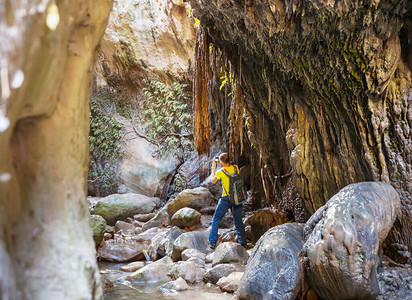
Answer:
[
  {"left": 205, "top": 252, "right": 214, "bottom": 263},
  {"left": 203, "top": 263, "right": 245, "bottom": 284},
  {"left": 103, "top": 232, "right": 112, "bottom": 240},
  {"left": 182, "top": 248, "right": 206, "bottom": 261},
  {"left": 200, "top": 206, "right": 216, "bottom": 214},
  {"left": 119, "top": 261, "right": 145, "bottom": 272},
  {"left": 159, "top": 277, "right": 190, "bottom": 292},
  {"left": 171, "top": 230, "right": 210, "bottom": 261},
  {"left": 100, "top": 274, "right": 114, "bottom": 293},
  {"left": 217, "top": 272, "right": 244, "bottom": 293},
  {"left": 142, "top": 206, "right": 171, "bottom": 231},
  {"left": 212, "top": 242, "right": 249, "bottom": 266},
  {"left": 171, "top": 207, "right": 201, "bottom": 228},
  {"left": 169, "top": 260, "right": 199, "bottom": 283},
  {"left": 131, "top": 256, "right": 174, "bottom": 282},
  {"left": 148, "top": 226, "right": 184, "bottom": 260},
  {"left": 166, "top": 187, "right": 214, "bottom": 216},
  {"left": 133, "top": 227, "right": 160, "bottom": 243},
  {"left": 114, "top": 221, "right": 135, "bottom": 233},
  {"left": 134, "top": 212, "right": 156, "bottom": 222},
  {"left": 90, "top": 215, "right": 108, "bottom": 246},
  {"left": 187, "top": 257, "right": 206, "bottom": 268},
  {"left": 97, "top": 239, "right": 145, "bottom": 262}
]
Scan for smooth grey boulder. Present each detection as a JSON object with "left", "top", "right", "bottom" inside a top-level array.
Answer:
[
  {"left": 90, "top": 215, "right": 108, "bottom": 246},
  {"left": 203, "top": 263, "right": 245, "bottom": 284},
  {"left": 237, "top": 223, "right": 304, "bottom": 300},
  {"left": 171, "top": 230, "right": 210, "bottom": 261},
  {"left": 301, "top": 182, "right": 400, "bottom": 300},
  {"left": 93, "top": 193, "right": 158, "bottom": 225},
  {"left": 166, "top": 187, "right": 214, "bottom": 216},
  {"left": 212, "top": 242, "right": 249, "bottom": 266}
]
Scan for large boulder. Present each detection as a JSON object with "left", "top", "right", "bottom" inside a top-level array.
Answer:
[
  {"left": 237, "top": 223, "right": 304, "bottom": 300},
  {"left": 166, "top": 187, "right": 215, "bottom": 216},
  {"left": 131, "top": 256, "right": 174, "bottom": 282},
  {"left": 90, "top": 215, "right": 108, "bottom": 246},
  {"left": 171, "top": 207, "right": 201, "bottom": 228},
  {"left": 301, "top": 182, "right": 400, "bottom": 300},
  {"left": 93, "top": 193, "right": 158, "bottom": 225},
  {"left": 212, "top": 242, "right": 249, "bottom": 266},
  {"left": 171, "top": 230, "right": 210, "bottom": 261}
]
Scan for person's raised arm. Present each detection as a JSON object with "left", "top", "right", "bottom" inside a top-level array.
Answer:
[{"left": 211, "top": 159, "right": 218, "bottom": 184}]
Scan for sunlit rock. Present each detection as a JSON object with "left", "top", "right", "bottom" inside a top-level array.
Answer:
[
  {"left": 216, "top": 272, "right": 243, "bottom": 293},
  {"left": 171, "top": 230, "right": 210, "bottom": 261},
  {"left": 203, "top": 263, "right": 245, "bottom": 285},
  {"left": 93, "top": 193, "right": 158, "bottom": 225},
  {"left": 167, "top": 187, "right": 215, "bottom": 216},
  {"left": 171, "top": 207, "right": 201, "bottom": 228}
]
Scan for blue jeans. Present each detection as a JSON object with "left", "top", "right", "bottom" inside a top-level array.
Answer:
[{"left": 209, "top": 196, "right": 246, "bottom": 244}]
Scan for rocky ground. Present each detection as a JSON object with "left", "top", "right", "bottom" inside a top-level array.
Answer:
[{"left": 90, "top": 183, "right": 411, "bottom": 299}]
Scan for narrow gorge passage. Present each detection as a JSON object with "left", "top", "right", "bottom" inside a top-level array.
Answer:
[{"left": 0, "top": 0, "right": 410, "bottom": 299}]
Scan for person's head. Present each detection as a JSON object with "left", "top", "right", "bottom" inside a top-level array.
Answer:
[{"left": 219, "top": 153, "right": 230, "bottom": 166}]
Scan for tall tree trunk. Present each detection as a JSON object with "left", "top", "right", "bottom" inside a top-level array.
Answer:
[{"left": 0, "top": 1, "right": 112, "bottom": 298}]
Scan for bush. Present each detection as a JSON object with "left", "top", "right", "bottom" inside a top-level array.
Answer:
[
  {"left": 139, "top": 80, "right": 194, "bottom": 161},
  {"left": 88, "top": 95, "right": 124, "bottom": 196}
]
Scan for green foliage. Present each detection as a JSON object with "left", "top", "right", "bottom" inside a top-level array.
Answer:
[
  {"left": 88, "top": 96, "right": 124, "bottom": 195},
  {"left": 185, "top": 3, "right": 200, "bottom": 27},
  {"left": 140, "top": 79, "right": 194, "bottom": 160}
]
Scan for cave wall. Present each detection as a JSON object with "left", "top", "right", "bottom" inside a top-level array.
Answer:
[
  {"left": 0, "top": 0, "right": 112, "bottom": 298},
  {"left": 189, "top": 0, "right": 411, "bottom": 262}
]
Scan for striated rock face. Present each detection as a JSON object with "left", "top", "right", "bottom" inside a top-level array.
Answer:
[
  {"left": 94, "top": 0, "right": 196, "bottom": 96},
  {"left": 301, "top": 182, "right": 400, "bottom": 299},
  {"left": 0, "top": 0, "right": 112, "bottom": 299},
  {"left": 189, "top": 0, "right": 411, "bottom": 262}
]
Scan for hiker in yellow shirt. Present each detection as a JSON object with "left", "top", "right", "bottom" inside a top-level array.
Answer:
[{"left": 209, "top": 153, "right": 246, "bottom": 249}]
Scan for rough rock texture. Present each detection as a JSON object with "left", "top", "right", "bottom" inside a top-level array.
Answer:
[
  {"left": 148, "top": 226, "right": 184, "bottom": 260},
  {"left": 114, "top": 220, "right": 135, "bottom": 233},
  {"left": 167, "top": 187, "right": 215, "bottom": 216},
  {"left": 171, "top": 230, "right": 210, "bottom": 261},
  {"left": 203, "top": 263, "right": 245, "bottom": 285},
  {"left": 142, "top": 206, "right": 171, "bottom": 231},
  {"left": 119, "top": 261, "right": 145, "bottom": 272},
  {"left": 171, "top": 207, "right": 201, "bottom": 228},
  {"left": 237, "top": 223, "right": 304, "bottom": 300},
  {"left": 188, "top": 0, "right": 411, "bottom": 261},
  {"left": 302, "top": 182, "right": 400, "bottom": 299},
  {"left": 93, "top": 193, "right": 158, "bottom": 225},
  {"left": 94, "top": 0, "right": 195, "bottom": 94},
  {"left": 91, "top": 215, "right": 108, "bottom": 246},
  {"left": 212, "top": 242, "right": 249, "bottom": 266},
  {"left": 244, "top": 208, "right": 292, "bottom": 243},
  {"left": 0, "top": 0, "right": 112, "bottom": 299}
]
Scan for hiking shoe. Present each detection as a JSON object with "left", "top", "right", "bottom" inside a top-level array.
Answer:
[{"left": 209, "top": 242, "right": 216, "bottom": 250}]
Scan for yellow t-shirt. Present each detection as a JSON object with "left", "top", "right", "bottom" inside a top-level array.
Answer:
[{"left": 216, "top": 165, "right": 239, "bottom": 197}]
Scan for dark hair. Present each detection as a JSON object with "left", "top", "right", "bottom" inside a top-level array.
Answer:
[{"left": 219, "top": 153, "right": 229, "bottom": 164}]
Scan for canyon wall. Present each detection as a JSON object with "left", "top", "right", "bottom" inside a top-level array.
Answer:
[{"left": 189, "top": 0, "right": 411, "bottom": 262}]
